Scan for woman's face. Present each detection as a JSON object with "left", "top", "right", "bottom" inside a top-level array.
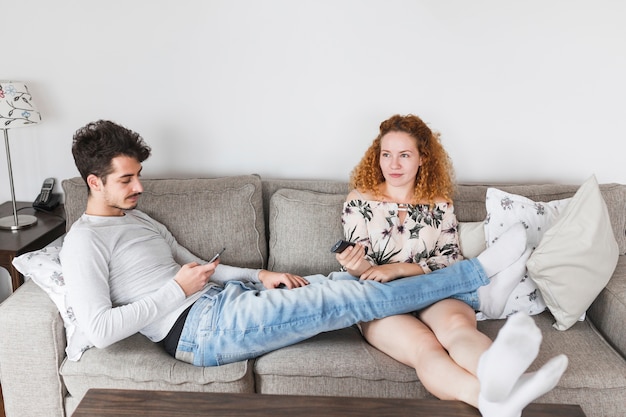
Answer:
[{"left": 379, "top": 131, "right": 422, "bottom": 188}]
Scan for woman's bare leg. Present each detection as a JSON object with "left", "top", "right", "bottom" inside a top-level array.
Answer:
[
  {"left": 418, "top": 299, "right": 491, "bottom": 377},
  {"left": 362, "top": 304, "right": 567, "bottom": 416},
  {"left": 360, "top": 311, "right": 481, "bottom": 407}
]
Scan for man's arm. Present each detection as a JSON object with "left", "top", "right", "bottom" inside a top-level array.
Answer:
[
  {"left": 61, "top": 226, "right": 186, "bottom": 348},
  {"left": 142, "top": 211, "right": 263, "bottom": 285}
]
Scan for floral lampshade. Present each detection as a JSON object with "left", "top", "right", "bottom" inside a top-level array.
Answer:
[
  {"left": 0, "top": 81, "right": 42, "bottom": 230},
  {"left": 0, "top": 81, "right": 42, "bottom": 128}
]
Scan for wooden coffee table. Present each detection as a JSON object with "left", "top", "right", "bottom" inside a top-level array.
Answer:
[{"left": 72, "top": 389, "right": 586, "bottom": 416}]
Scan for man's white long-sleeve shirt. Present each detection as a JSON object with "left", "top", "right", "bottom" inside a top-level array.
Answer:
[{"left": 60, "top": 209, "right": 260, "bottom": 349}]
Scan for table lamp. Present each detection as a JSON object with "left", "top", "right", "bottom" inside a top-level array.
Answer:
[{"left": 0, "top": 81, "right": 42, "bottom": 230}]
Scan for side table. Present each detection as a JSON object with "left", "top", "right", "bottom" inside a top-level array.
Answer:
[{"left": 0, "top": 201, "right": 66, "bottom": 292}]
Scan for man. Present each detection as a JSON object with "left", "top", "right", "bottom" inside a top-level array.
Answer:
[{"left": 61, "top": 119, "right": 529, "bottom": 368}]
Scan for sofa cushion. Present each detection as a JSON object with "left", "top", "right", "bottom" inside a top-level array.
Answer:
[
  {"left": 479, "top": 313, "right": 626, "bottom": 417},
  {"left": 255, "top": 312, "right": 626, "bottom": 417},
  {"left": 62, "top": 175, "right": 266, "bottom": 269},
  {"left": 254, "top": 326, "right": 431, "bottom": 399},
  {"left": 484, "top": 188, "right": 571, "bottom": 250},
  {"left": 480, "top": 187, "right": 572, "bottom": 319},
  {"left": 527, "top": 176, "right": 620, "bottom": 330},
  {"left": 12, "top": 246, "right": 93, "bottom": 361},
  {"left": 457, "top": 221, "right": 486, "bottom": 258},
  {"left": 60, "top": 333, "right": 255, "bottom": 404},
  {"left": 268, "top": 188, "right": 346, "bottom": 276}
]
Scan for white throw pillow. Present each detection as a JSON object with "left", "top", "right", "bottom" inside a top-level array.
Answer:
[
  {"left": 526, "top": 175, "right": 619, "bottom": 330},
  {"left": 458, "top": 221, "right": 486, "bottom": 259},
  {"left": 12, "top": 246, "right": 93, "bottom": 360},
  {"left": 480, "top": 188, "right": 572, "bottom": 319}
]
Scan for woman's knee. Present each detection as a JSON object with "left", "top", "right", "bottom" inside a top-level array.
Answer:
[
  {"left": 421, "top": 301, "right": 477, "bottom": 342},
  {"left": 361, "top": 316, "right": 444, "bottom": 365},
  {"left": 422, "top": 299, "right": 475, "bottom": 323}
]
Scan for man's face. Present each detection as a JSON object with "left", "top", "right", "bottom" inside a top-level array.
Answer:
[{"left": 97, "top": 155, "right": 144, "bottom": 214}]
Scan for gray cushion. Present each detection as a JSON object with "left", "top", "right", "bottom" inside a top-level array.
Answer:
[
  {"left": 255, "top": 311, "right": 626, "bottom": 417},
  {"left": 60, "top": 333, "right": 255, "bottom": 400},
  {"left": 268, "top": 188, "right": 346, "bottom": 276},
  {"left": 479, "top": 313, "right": 626, "bottom": 417},
  {"left": 62, "top": 175, "right": 266, "bottom": 269},
  {"left": 255, "top": 326, "right": 431, "bottom": 399}
]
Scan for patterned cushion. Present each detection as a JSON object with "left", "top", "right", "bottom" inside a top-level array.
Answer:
[
  {"left": 12, "top": 246, "right": 93, "bottom": 360},
  {"left": 480, "top": 187, "right": 572, "bottom": 319}
]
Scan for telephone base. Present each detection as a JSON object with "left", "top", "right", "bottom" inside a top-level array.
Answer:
[{"left": 0, "top": 214, "right": 38, "bottom": 231}]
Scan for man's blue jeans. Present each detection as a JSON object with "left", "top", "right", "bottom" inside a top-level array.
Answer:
[{"left": 175, "top": 258, "right": 486, "bottom": 366}]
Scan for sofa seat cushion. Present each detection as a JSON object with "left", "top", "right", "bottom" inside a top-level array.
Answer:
[
  {"left": 255, "top": 312, "right": 626, "bottom": 417},
  {"left": 60, "top": 333, "right": 255, "bottom": 402},
  {"left": 481, "top": 312, "right": 626, "bottom": 417},
  {"left": 254, "top": 326, "right": 432, "bottom": 399}
]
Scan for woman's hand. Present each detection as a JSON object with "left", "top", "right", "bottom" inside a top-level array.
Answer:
[
  {"left": 360, "top": 263, "right": 425, "bottom": 283},
  {"left": 359, "top": 264, "right": 403, "bottom": 283},
  {"left": 335, "top": 243, "right": 370, "bottom": 277},
  {"left": 259, "top": 270, "right": 310, "bottom": 289}
]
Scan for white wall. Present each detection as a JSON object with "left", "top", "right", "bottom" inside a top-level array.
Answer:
[{"left": 2, "top": 0, "right": 625, "bottom": 203}]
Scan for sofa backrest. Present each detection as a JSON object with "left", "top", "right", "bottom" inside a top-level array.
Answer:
[
  {"left": 62, "top": 176, "right": 626, "bottom": 277},
  {"left": 262, "top": 180, "right": 626, "bottom": 276},
  {"left": 262, "top": 179, "right": 349, "bottom": 276},
  {"left": 62, "top": 175, "right": 266, "bottom": 269}
]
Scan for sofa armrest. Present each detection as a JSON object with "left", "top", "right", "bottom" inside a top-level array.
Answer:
[
  {"left": 588, "top": 255, "right": 626, "bottom": 358},
  {"left": 0, "top": 279, "right": 67, "bottom": 417}
]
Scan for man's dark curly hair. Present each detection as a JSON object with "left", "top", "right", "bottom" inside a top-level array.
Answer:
[{"left": 72, "top": 120, "right": 152, "bottom": 188}]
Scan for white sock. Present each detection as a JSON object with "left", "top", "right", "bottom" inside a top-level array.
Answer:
[
  {"left": 478, "top": 355, "right": 569, "bottom": 417},
  {"left": 477, "top": 223, "right": 527, "bottom": 277},
  {"left": 478, "top": 247, "right": 532, "bottom": 318},
  {"left": 477, "top": 313, "right": 542, "bottom": 402}
]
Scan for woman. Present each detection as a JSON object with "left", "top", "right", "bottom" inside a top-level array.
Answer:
[{"left": 335, "top": 114, "right": 568, "bottom": 417}]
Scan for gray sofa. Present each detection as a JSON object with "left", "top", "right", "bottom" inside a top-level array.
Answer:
[{"left": 1, "top": 175, "right": 625, "bottom": 417}]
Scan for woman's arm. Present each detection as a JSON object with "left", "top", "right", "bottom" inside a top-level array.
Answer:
[{"left": 359, "top": 262, "right": 425, "bottom": 283}]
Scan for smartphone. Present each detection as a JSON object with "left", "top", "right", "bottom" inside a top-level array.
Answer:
[
  {"left": 330, "top": 239, "right": 355, "bottom": 253},
  {"left": 209, "top": 247, "right": 226, "bottom": 263}
]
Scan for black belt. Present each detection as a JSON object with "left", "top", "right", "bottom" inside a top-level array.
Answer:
[{"left": 161, "top": 304, "right": 193, "bottom": 357}]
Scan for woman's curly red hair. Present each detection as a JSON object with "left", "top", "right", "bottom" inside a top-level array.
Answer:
[{"left": 349, "top": 114, "right": 456, "bottom": 204}]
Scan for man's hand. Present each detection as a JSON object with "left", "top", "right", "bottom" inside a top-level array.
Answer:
[
  {"left": 174, "top": 261, "right": 218, "bottom": 297},
  {"left": 259, "top": 270, "right": 309, "bottom": 289}
]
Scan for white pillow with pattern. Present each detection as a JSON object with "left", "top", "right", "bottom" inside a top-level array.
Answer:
[
  {"left": 12, "top": 246, "right": 93, "bottom": 360},
  {"left": 479, "top": 188, "right": 571, "bottom": 319}
]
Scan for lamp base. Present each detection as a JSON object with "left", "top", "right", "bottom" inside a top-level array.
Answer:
[{"left": 0, "top": 214, "right": 38, "bottom": 230}]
